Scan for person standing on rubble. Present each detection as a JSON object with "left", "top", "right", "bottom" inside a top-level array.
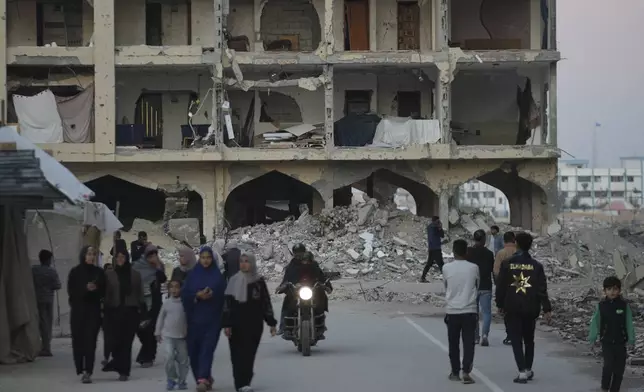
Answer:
[
  {"left": 588, "top": 276, "right": 635, "bottom": 392},
  {"left": 495, "top": 232, "right": 552, "bottom": 384},
  {"left": 133, "top": 244, "right": 168, "bottom": 368},
  {"left": 421, "top": 216, "right": 445, "bottom": 283},
  {"left": 182, "top": 246, "right": 227, "bottom": 392},
  {"left": 32, "top": 249, "right": 61, "bottom": 357},
  {"left": 493, "top": 231, "right": 517, "bottom": 345},
  {"left": 442, "top": 239, "right": 479, "bottom": 384},
  {"left": 67, "top": 246, "right": 106, "bottom": 384},
  {"left": 467, "top": 230, "right": 495, "bottom": 347}
]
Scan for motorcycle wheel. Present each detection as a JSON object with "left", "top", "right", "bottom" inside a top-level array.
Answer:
[{"left": 299, "top": 320, "right": 312, "bottom": 357}]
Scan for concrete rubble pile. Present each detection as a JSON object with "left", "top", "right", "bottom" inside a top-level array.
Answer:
[
  {"left": 224, "top": 198, "right": 439, "bottom": 281},
  {"left": 547, "top": 286, "right": 644, "bottom": 363}
]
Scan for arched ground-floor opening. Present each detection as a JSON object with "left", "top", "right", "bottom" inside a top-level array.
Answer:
[
  {"left": 224, "top": 170, "right": 324, "bottom": 229},
  {"left": 452, "top": 169, "right": 550, "bottom": 232},
  {"left": 455, "top": 179, "right": 510, "bottom": 223},
  {"left": 333, "top": 169, "right": 437, "bottom": 217},
  {"left": 85, "top": 175, "right": 166, "bottom": 230}
]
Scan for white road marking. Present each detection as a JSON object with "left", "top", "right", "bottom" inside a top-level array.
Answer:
[{"left": 402, "top": 313, "right": 505, "bottom": 392}]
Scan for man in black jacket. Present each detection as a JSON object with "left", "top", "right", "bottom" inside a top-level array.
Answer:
[{"left": 496, "top": 232, "right": 552, "bottom": 384}]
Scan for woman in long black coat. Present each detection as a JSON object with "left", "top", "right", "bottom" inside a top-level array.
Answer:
[
  {"left": 102, "top": 249, "right": 145, "bottom": 381},
  {"left": 67, "top": 246, "right": 105, "bottom": 384}
]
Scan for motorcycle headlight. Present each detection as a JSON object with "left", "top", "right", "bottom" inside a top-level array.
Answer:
[{"left": 299, "top": 287, "right": 313, "bottom": 300}]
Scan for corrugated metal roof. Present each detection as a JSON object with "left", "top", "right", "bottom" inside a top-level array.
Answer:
[{"left": 0, "top": 149, "right": 67, "bottom": 208}]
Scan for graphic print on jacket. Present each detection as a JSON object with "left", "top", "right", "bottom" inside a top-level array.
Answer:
[{"left": 495, "top": 252, "right": 552, "bottom": 319}]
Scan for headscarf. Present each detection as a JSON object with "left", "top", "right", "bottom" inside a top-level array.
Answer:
[
  {"left": 225, "top": 253, "right": 259, "bottom": 303},
  {"left": 182, "top": 246, "right": 226, "bottom": 322},
  {"left": 178, "top": 247, "right": 197, "bottom": 271},
  {"left": 114, "top": 249, "right": 132, "bottom": 300},
  {"left": 222, "top": 247, "right": 241, "bottom": 280},
  {"left": 133, "top": 244, "right": 161, "bottom": 296}
]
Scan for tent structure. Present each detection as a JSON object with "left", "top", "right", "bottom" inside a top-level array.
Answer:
[
  {"left": 25, "top": 202, "right": 123, "bottom": 336},
  {"left": 0, "top": 126, "right": 95, "bottom": 364}
]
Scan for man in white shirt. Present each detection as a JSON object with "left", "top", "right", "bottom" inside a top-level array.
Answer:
[{"left": 442, "top": 239, "right": 480, "bottom": 384}]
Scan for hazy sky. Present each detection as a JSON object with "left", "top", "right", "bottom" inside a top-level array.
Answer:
[{"left": 558, "top": 0, "right": 644, "bottom": 167}]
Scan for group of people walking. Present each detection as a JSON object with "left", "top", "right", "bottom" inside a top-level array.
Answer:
[
  {"left": 434, "top": 222, "right": 635, "bottom": 392},
  {"left": 59, "top": 232, "right": 276, "bottom": 392}
]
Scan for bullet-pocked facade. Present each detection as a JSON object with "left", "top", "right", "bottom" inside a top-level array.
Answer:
[{"left": 0, "top": 0, "right": 560, "bottom": 238}]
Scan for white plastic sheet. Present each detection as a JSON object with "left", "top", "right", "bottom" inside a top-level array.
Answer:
[
  {"left": 12, "top": 90, "right": 64, "bottom": 143},
  {"left": 0, "top": 126, "right": 94, "bottom": 203},
  {"left": 371, "top": 117, "right": 441, "bottom": 147}
]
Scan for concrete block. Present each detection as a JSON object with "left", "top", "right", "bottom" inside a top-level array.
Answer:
[{"left": 167, "top": 218, "right": 201, "bottom": 247}]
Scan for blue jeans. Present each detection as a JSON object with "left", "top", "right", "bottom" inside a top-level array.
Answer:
[
  {"left": 475, "top": 290, "right": 492, "bottom": 339},
  {"left": 164, "top": 338, "right": 189, "bottom": 384}
]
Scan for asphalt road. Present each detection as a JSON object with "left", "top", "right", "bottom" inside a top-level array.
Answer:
[{"left": 1, "top": 300, "right": 642, "bottom": 392}]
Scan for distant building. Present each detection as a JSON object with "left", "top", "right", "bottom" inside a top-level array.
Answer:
[
  {"left": 458, "top": 157, "right": 644, "bottom": 217},
  {"left": 558, "top": 157, "right": 643, "bottom": 209},
  {"left": 456, "top": 180, "right": 510, "bottom": 222}
]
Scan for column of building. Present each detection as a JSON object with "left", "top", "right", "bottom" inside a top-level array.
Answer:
[
  {"left": 93, "top": 0, "right": 116, "bottom": 159},
  {"left": 0, "top": 0, "right": 7, "bottom": 124},
  {"left": 434, "top": 0, "right": 451, "bottom": 225}
]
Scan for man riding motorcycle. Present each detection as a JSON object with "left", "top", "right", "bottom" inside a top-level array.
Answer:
[
  {"left": 278, "top": 250, "right": 332, "bottom": 340},
  {"left": 277, "top": 244, "right": 308, "bottom": 334}
]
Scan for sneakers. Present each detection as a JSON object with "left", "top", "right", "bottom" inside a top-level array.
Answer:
[
  {"left": 481, "top": 336, "right": 489, "bottom": 347},
  {"left": 177, "top": 382, "right": 188, "bottom": 390},
  {"left": 420, "top": 277, "right": 429, "bottom": 283},
  {"left": 526, "top": 370, "right": 534, "bottom": 380},
  {"left": 81, "top": 372, "right": 92, "bottom": 384},
  {"left": 166, "top": 380, "right": 176, "bottom": 390},
  {"left": 448, "top": 373, "right": 461, "bottom": 381},
  {"left": 513, "top": 372, "right": 528, "bottom": 384},
  {"left": 503, "top": 337, "right": 512, "bottom": 345},
  {"left": 462, "top": 373, "right": 475, "bottom": 384},
  {"left": 196, "top": 380, "right": 208, "bottom": 392},
  {"left": 238, "top": 387, "right": 254, "bottom": 392},
  {"left": 118, "top": 375, "right": 129, "bottom": 382}
]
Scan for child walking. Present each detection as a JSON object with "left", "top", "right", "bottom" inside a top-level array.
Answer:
[
  {"left": 155, "top": 280, "right": 190, "bottom": 391},
  {"left": 588, "top": 276, "right": 635, "bottom": 392},
  {"left": 223, "top": 253, "right": 277, "bottom": 392}
]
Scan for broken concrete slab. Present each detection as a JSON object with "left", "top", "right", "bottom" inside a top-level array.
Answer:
[{"left": 167, "top": 218, "right": 201, "bottom": 247}]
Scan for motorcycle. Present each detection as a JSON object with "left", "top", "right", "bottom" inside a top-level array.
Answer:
[{"left": 278, "top": 280, "right": 330, "bottom": 356}]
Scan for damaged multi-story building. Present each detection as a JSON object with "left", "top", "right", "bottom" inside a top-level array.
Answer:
[{"left": 0, "top": 0, "right": 560, "bottom": 240}]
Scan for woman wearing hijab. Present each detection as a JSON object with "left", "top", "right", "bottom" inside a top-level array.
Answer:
[
  {"left": 171, "top": 247, "right": 196, "bottom": 285},
  {"left": 101, "top": 263, "right": 114, "bottom": 367},
  {"left": 223, "top": 253, "right": 277, "bottom": 392},
  {"left": 102, "top": 249, "right": 145, "bottom": 381},
  {"left": 182, "top": 246, "right": 227, "bottom": 392},
  {"left": 67, "top": 246, "right": 106, "bottom": 384},
  {"left": 132, "top": 244, "right": 168, "bottom": 367},
  {"left": 222, "top": 241, "right": 241, "bottom": 282}
]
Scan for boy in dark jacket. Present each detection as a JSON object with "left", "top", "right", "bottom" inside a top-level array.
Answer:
[
  {"left": 588, "top": 276, "right": 635, "bottom": 392},
  {"left": 495, "top": 232, "right": 552, "bottom": 384}
]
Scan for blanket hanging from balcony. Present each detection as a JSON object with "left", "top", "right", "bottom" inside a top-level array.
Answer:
[
  {"left": 12, "top": 90, "right": 64, "bottom": 144},
  {"left": 55, "top": 85, "right": 95, "bottom": 144}
]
